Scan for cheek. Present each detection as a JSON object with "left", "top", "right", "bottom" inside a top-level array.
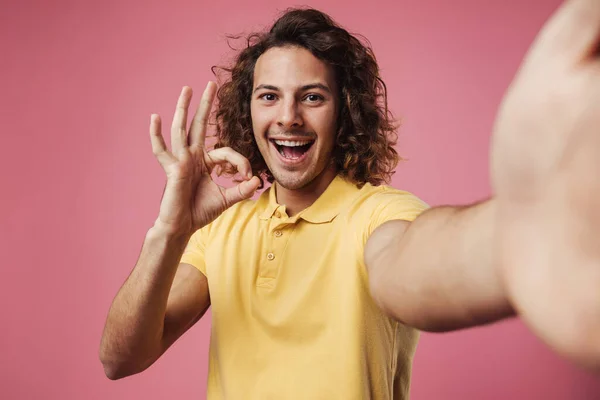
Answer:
[
  {"left": 250, "top": 104, "right": 274, "bottom": 136},
  {"left": 314, "top": 109, "right": 338, "bottom": 146}
]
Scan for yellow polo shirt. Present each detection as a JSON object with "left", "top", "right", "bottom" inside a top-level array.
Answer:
[{"left": 181, "top": 175, "right": 428, "bottom": 400}]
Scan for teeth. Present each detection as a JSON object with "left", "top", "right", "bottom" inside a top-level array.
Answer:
[
  {"left": 280, "top": 149, "right": 300, "bottom": 159},
  {"left": 273, "top": 139, "right": 312, "bottom": 147}
]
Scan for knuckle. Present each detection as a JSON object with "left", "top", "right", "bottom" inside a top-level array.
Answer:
[
  {"left": 194, "top": 115, "right": 207, "bottom": 125},
  {"left": 201, "top": 96, "right": 211, "bottom": 107}
]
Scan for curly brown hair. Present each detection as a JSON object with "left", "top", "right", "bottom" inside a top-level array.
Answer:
[{"left": 212, "top": 8, "right": 400, "bottom": 188}]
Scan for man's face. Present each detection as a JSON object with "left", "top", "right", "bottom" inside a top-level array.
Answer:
[{"left": 250, "top": 46, "right": 339, "bottom": 190}]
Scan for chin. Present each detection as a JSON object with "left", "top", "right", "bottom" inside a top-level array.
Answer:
[{"left": 271, "top": 171, "right": 313, "bottom": 190}]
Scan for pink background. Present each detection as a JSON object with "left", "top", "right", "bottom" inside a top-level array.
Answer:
[{"left": 2, "top": 0, "right": 599, "bottom": 399}]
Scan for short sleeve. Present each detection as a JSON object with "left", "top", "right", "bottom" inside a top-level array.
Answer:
[
  {"left": 366, "top": 188, "right": 429, "bottom": 237},
  {"left": 180, "top": 225, "right": 210, "bottom": 276}
]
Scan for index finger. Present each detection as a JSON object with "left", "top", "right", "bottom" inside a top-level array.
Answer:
[{"left": 189, "top": 81, "right": 217, "bottom": 148}]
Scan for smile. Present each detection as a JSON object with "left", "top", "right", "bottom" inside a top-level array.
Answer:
[{"left": 269, "top": 138, "right": 315, "bottom": 164}]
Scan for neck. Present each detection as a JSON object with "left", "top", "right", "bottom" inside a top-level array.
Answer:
[{"left": 275, "top": 166, "right": 338, "bottom": 217}]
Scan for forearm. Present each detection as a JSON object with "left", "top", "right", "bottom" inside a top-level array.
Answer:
[
  {"left": 366, "top": 198, "right": 515, "bottom": 332},
  {"left": 99, "top": 223, "right": 191, "bottom": 374}
]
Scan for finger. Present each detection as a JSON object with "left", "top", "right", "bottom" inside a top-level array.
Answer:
[
  {"left": 149, "top": 114, "right": 175, "bottom": 167},
  {"left": 212, "top": 163, "right": 234, "bottom": 177},
  {"left": 224, "top": 176, "right": 261, "bottom": 206},
  {"left": 189, "top": 81, "right": 217, "bottom": 148},
  {"left": 205, "top": 147, "right": 253, "bottom": 179},
  {"left": 171, "top": 86, "right": 193, "bottom": 154},
  {"left": 526, "top": 0, "right": 600, "bottom": 68}
]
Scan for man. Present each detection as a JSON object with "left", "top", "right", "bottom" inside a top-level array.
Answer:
[{"left": 100, "top": 2, "right": 600, "bottom": 399}]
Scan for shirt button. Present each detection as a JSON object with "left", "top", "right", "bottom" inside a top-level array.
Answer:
[
  {"left": 274, "top": 230, "right": 282, "bottom": 237},
  {"left": 267, "top": 252, "right": 275, "bottom": 260},
  {"left": 274, "top": 211, "right": 282, "bottom": 218}
]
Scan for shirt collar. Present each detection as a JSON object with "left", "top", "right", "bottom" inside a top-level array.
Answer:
[
  {"left": 258, "top": 185, "right": 281, "bottom": 220},
  {"left": 258, "top": 175, "right": 359, "bottom": 224}
]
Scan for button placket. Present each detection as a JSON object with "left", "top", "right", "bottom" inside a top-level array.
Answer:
[{"left": 257, "top": 219, "right": 292, "bottom": 283}]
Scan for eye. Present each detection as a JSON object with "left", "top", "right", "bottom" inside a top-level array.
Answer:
[
  {"left": 259, "top": 93, "right": 277, "bottom": 101},
  {"left": 304, "top": 93, "right": 324, "bottom": 103}
]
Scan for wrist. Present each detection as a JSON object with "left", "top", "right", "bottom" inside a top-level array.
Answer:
[{"left": 149, "top": 219, "right": 193, "bottom": 241}]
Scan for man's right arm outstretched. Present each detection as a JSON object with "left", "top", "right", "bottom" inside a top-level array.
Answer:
[{"left": 99, "top": 82, "right": 260, "bottom": 380}]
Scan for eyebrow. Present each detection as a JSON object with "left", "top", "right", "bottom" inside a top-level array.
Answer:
[{"left": 253, "top": 83, "right": 331, "bottom": 94}]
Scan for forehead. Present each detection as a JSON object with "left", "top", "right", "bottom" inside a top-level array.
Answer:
[{"left": 253, "top": 46, "right": 336, "bottom": 89}]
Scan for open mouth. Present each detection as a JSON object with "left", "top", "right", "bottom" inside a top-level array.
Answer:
[{"left": 270, "top": 139, "right": 315, "bottom": 161}]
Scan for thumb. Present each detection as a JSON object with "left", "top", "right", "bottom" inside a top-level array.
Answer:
[
  {"left": 224, "top": 176, "right": 261, "bottom": 206},
  {"left": 524, "top": 0, "right": 600, "bottom": 69}
]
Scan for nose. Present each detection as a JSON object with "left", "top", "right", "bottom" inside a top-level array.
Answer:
[{"left": 277, "top": 98, "right": 303, "bottom": 129}]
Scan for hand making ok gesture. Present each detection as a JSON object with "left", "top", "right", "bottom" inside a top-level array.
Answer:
[{"left": 149, "top": 82, "right": 261, "bottom": 236}]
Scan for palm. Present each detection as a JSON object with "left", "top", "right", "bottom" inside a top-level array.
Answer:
[
  {"left": 492, "top": 46, "right": 600, "bottom": 210},
  {"left": 490, "top": 0, "right": 600, "bottom": 366},
  {"left": 150, "top": 83, "right": 260, "bottom": 234}
]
